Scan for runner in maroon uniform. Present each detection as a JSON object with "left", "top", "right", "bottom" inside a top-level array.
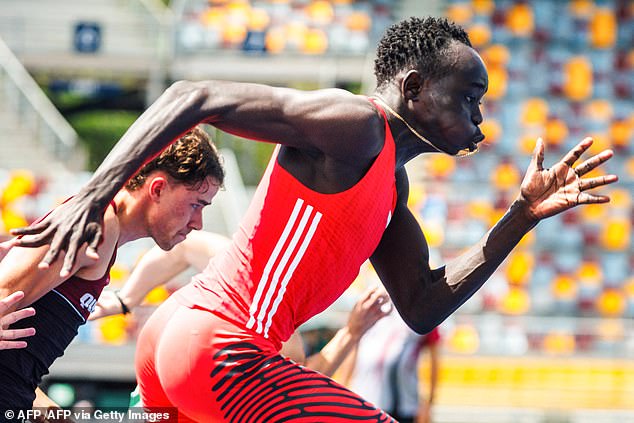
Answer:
[{"left": 0, "top": 127, "right": 223, "bottom": 410}]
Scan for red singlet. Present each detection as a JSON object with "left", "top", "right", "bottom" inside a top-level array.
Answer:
[{"left": 136, "top": 98, "right": 398, "bottom": 422}]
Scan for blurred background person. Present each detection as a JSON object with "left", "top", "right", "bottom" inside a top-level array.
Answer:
[{"left": 339, "top": 288, "right": 441, "bottom": 423}]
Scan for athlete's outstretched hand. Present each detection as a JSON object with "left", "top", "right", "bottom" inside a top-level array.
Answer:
[
  {"left": 518, "top": 137, "right": 618, "bottom": 221},
  {"left": 11, "top": 194, "right": 103, "bottom": 278},
  {"left": 0, "top": 291, "right": 36, "bottom": 350}
]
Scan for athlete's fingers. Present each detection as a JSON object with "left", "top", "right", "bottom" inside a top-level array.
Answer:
[
  {"left": 0, "top": 340, "right": 28, "bottom": 350},
  {"left": 573, "top": 149, "right": 614, "bottom": 177},
  {"left": 578, "top": 174, "right": 618, "bottom": 191},
  {"left": 0, "top": 326, "right": 36, "bottom": 340},
  {"left": 561, "top": 137, "right": 593, "bottom": 168},
  {"left": 85, "top": 222, "right": 103, "bottom": 261},
  {"left": 577, "top": 192, "right": 611, "bottom": 205},
  {"left": 0, "top": 291, "right": 26, "bottom": 313},
  {"left": 12, "top": 225, "right": 55, "bottom": 248},
  {"left": 0, "top": 307, "right": 35, "bottom": 326},
  {"left": 529, "top": 137, "right": 545, "bottom": 171},
  {"left": 10, "top": 220, "right": 50, "bottom": 237},
  {"left": 59, "top": 229, "right": 86, "bottom": 278}
]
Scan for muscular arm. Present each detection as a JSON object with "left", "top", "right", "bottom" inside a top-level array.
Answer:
[
  {"left": 91, "top": 230, "right": 231, "bottom": 319},
  {"left": 14, "top": 82, "right": 381, "bottom": 273},
  {"left": 280, "top": 288, "right": 389, "bottom": 377},
  {"left": 303, "top": 288, "right": 389, "bottom": 377},
  {"left": 426, "top": 342, "right": 440, "bottom": 405},
  {"left": 370, "top": 169, "right": 534, "bottom": 333},
  {"left": 372, "top": 139, "right": 616, "bottom": 333}
]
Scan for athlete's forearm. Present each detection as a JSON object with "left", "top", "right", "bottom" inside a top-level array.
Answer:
[
  {"left": 0, "top": 247, "right": 70, "bottom": 309},
  {"left": 305, "top": 326, "right": 360, "bottom": 377},
  {"left": 392, "top": 200, "right": 536, "bottom": 334},
  {"left": 427, "top": 344, "right": 440, "bottom": 403},
  {"left": 118, "top": 246, "right": 189, "bottom": 309},
  {"left": 425, "top": 200, "right": 536, "bottom": 326},
  {"left": 444, "top": 199, "right": 536, "bottom": 292}
]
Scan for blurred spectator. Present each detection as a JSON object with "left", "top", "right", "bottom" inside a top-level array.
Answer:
[{"left": 340, "top": 302, "right": 441, "bottom": 423}]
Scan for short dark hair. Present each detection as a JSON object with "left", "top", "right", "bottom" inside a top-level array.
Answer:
[
  {"left": 374, "top": 16, "right": 472, "bottom": 89},
  {"left": 125, "top": 126, "right": 224, "bottom": 191}
]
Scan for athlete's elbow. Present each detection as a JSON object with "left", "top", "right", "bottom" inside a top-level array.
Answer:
[
  {"left": 399, "top": 305, "right": 444, "bottom": 335},
  {"left": 164, "top": 80, "right": 210, "bottom": 108},
  {"left": 405, "top": 316, "right": 438, "bottom": 335}
]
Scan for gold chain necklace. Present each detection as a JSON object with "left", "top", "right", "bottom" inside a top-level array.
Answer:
[{"left": 371, "top": 95, "right": 478, "bottom": 158}]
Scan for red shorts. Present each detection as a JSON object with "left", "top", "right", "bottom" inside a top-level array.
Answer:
[{"left": 135, "top": 295, "right": 394, "bottom": 422}]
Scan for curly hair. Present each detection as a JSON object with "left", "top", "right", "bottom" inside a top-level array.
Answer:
[
  {"left": 374, "top": 16, "right": 472, "bottom": 89},
  {"left": 125, "top": 126, "right": 224, "bottom": 192}
]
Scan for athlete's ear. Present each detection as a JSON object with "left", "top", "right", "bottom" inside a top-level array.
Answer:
[
  {"left": 401, "top": 70, "right": 423, "bottom": 102},
  {"left": 148, "top": 176, "right": 168, "bottom": 202}
]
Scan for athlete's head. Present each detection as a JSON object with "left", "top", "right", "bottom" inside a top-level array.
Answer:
[
  {"left": 126, "top": 126, "right": 225, "bottom": 250},
  {"left": 374, "top": 16, "right": 472, "bottom": 90},
  {"left": 374, "top": 17, "right": 487, "bottom": 156}
]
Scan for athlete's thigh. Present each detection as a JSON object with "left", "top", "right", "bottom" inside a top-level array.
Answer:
[
  {"left": 207, "top": 342, "right": 395, "bottom": 422},
  {"left": 152, "top": 309, "right": 395, "bottom": 422}
]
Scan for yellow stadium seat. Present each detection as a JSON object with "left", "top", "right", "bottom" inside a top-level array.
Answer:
[
  {"left": 544, "top": 118, "right": 569, "bottom": 148},
  {"left": 1, "top": 208, "right": 28, "bottom": 232},
  {"left": 500, "top": 287, "right": 531, "bottom": 315},
  {"left": 486, "top": 66, "right": 508, "bottom": 100},
  {"left": 506, "top": 3, "right": 534, "bottom": 37},
  {"left": 580, "top": 202, "right": 607, "bottom": 223},
  {"left": 446, "top": 4, "right": 473, "bottom": 25},
  {"left": 471, "top": 0, "right": 495, "bottom": 15},
  {"left": 265, "top": 27, "right": 286, "bottom": 54},
  {"left": 307, "top": 0, "right": 334, "bottom": 26},
  {"left": 607, "top": 188, "right": 631, "bottom": 209},
  {"left": 552, "top": 274, "right": 578, "bottom": 301},
  {"left": 543, "top": 332, "right": 576, "bottom": 355},
  {"left": 600, "top": 217, "right": 631, "bottom": 251},
  {"left": 563, "top": 56, "right": 593, "bottom": 101},
  {"left": 201, "top": 7, "right": 225, "bottom": 28},
  {"left": 145, "top": 286, "right": 171, "bottom": 305},
  {"left": 569, "top": 0, "right": 595, "bottom": 18},
  {"left": 302, "top": 28, "right": 328, "bottom": 55},
  {"left": 99, "top": 315, "right": 128, "bottom": 345},
  {"left": 505, "top": 251, "right": 534, "bottom": 286},
  {"left": 1, "top": 170, "right": 35, "bottom": 206},
  {"left": 346, "top": 12, "right": 372, "bottom": 32},
  {"left": 448, "top": 324, "right": 480, "bottom": 354},
  {"left": 521, "top": 98, "right": 549, "bottom": 126},
  {"left": 248, "top": 8, "right": 270, "bottom": 31},
  {"left": 609, "top": 119, "right": 632, "bottom": 150},
  {"left": 222, "top": 21, "right": 247, "bottom": 45},
  {"left": 492, "top": 162, "right": 520, "bottom": 191},
  {"left": 596, "top": 289, "right": 626, "bottom": 317},
  {"left": 428, "top": 154, "right": 456, "bottom": 179},
  {"left": 590, "top": 8, "right": 617, "bottom": 49},
  {"left": 584, "top": 99, "right": 614, "bottom": 121},
  {"left": 468, "top": 23, "right": 491, "bottom": 48},
  {"left": 479, "top": 118, "right": 502, "bottom": 146},
  {"left": 482, "top": 44, "right": 510, "bottom": 67},
  {"left": 108, "top": 264, "right": 130, "bottom": 288}
]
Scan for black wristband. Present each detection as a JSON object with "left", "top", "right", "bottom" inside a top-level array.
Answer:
[{"left": 114, "top": 290, "right": 130, "bottom": 315}]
